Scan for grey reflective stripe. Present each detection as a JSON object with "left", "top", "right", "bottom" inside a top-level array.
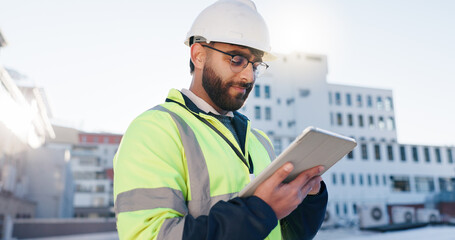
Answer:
[
  {"left": 157, "top": 192, "right": 236, "bottom": 240},
  {"left": 115, "top": 187, "right": 188, "bottom": 215},
  {"left": 251, "top": 129, "right": 276, "bottom": 161},
  {"left": 157, "top": 217, "right": 185, "bottom": 240},
  {"left": 152, "top": 105, "right": 211, "bottom": 217},
  {"left": 188, "top": 192, "right": 237, "bottom": 216}
]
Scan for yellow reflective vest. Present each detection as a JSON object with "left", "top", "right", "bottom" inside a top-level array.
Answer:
[{"left": 114, "top": 89, "right": 283, "bottom": 239}]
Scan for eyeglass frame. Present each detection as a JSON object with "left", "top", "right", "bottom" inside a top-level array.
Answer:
[{"left": 202, "top": 45, "right": 269, "bottom": 77}]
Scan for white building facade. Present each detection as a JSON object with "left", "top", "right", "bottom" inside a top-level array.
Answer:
[
  {"left": 71, "top": 132, "right": 120, "bottom": 218},
  {"left": 241, "top": 52, "right": 455, "bottom": 225}
]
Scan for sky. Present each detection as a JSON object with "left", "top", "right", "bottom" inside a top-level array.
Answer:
[{"left": 0, "top": 0, "right": 454, "bottom": 146}]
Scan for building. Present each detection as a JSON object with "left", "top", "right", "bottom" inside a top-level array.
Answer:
[
  {"left": 0, "top": 29, "right": 64, "bottom": 237},
  {"left": 242, "top": 52, "right": 455, "bottom": 225},
  {"left": 71, "top": 132, "right": 121, "bottom": 218}
]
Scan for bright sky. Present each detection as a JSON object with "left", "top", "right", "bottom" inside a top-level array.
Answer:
[{"left": 1, "top": 0, "right": 454, "bottom": 146}]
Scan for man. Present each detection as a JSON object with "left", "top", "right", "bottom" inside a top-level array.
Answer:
[{"left": 114, "top": 0, "right": 328, "bottom": 239}]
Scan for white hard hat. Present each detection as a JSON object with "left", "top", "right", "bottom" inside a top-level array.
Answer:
[{"left": 184, "top": 0, "right": 275, "bottom": 61}]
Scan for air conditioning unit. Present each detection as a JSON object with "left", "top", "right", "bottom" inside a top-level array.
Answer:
[
  {"left": 359, "top": 203, "right": 388, "bottom": 229},
  {"left": 416, "top": 208, "right": 440, "bottom": 223},
  {"left": 321, "top": 209, "right": 337, "bottom": 229},
  {"left": 391, "top": 206, "right": 415, "bottom": 224}
]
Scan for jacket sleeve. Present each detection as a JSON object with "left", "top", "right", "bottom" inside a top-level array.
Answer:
[
  {"left": 280, "top": 181, "right": 328, "bottom": 240},
  {"left": 114, "top": 110, "right": 277, "bottom": 240}
]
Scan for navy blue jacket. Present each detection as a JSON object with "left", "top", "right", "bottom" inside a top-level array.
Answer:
[{"left": 171, "top": 94, "right": 328, "bottom": 240}]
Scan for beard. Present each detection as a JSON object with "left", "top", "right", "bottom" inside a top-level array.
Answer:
[{"left": 202, "top": 65, "right": 253, "bottom": 112}]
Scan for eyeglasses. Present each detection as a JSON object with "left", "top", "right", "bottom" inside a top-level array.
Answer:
[{"left": 202, "top": 45, "right": 269, "bottom": 78}]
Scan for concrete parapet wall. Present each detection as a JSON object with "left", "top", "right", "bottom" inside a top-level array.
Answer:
[{"left": 12, "top": 218, "right": 116, "bottom": 239}]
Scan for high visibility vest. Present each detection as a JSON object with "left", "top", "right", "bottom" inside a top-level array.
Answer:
[{"left": 114, "top": 89, "right": 282, "bottom": 239}]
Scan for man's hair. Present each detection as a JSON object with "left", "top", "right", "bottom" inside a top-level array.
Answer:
[{"left": 189, "top": 42, "right": 264, "bottom": 75}]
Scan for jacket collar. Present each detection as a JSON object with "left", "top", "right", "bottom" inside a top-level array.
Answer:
[{"left": 165, "top": 88, "right": 250, "bottom": 154}]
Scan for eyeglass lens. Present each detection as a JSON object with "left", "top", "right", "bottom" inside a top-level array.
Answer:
[{"left": 229, "top": 56, "right": 267, "bottom": 77}]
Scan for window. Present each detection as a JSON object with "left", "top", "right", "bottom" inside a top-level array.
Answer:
[
  {"left": 346, "top": 93, "right": 352, "bottom": 106},
  {"left": 254, "top": 106, "right": 261, "bottom": 120},
  {"left": 277, "top": 98, "right": 281, "bottom": 105},
  {"left": 273, "top": 138, "right": 282, "bottom": 155},
  {"left": 329, "top": 92, "right": 332, "bottom": 105},
  {"left": 412, "top": 146, "right": 419, "bottom": 162},
  {"left": 287, "top": 120, "right": 296, "bottom": 128},
  {"left": 383, "top": 175, "right": 387, "bottom": 185},
  {"left": 387, "top": 145, "right": 394, "bottom": 161},
  {"left": 358, "top": 115, "right": 364, "bottom": 127},
  {"left": 330, "top": 112, "right": 334, "bottom": 126},
  {"left": 448, "top": 149, "right": 453, "bottom": 163},
  {"left": 264, "top": 85, "right": 271, "bottom": 98},
  {"left": 335, "top": 203, "right": 340, "bottom": 216},
  {"left": 332, "top": 173, "right": 337, "bottom": 185},
  {"left": 353, "top": 204, "right": 358, "bottom": 215},
  {"left": 286, "top": 98, "right": 295, "bottom": 105},
  {"left": 387, "top": 117, "right": 395, "bottom": 130},
  {"left": 391, "top": 175, "right": 411, "bottom": 192},
  {"left": 337, "top": 113, "right": 343, "bottom": 126},
  {"left": 343, "top": 203, "right": 348, "bottom": 215},
  {"left": 95, "top": 185, "right": 105, "bottom": 193},
  {"left": 361, "top": 144, "right": 368, "bottom": 160},
  {"left": 367, "top": 174, "right": 372, "bottom": 186},
  {"left": 439, "top": 177, "right": 455, "bottom": 192},
  {"left": 255, "top": 85, "right": 261, "bottom": 97},
  {"left": 367, "top": 95, "right": 373, "bottom": 107},
  {"left": 341, "top": 173, "right": 346, "bottom": 185},
  {"left": 400, "top": 146, "right": 406, "bottom": 162},
  {"left": 359, "top": 174, "right": 364, "bottom": 186},
  {"left": 347, "top": 150, "right": 354, "bottom": 160},
  {"left": 278, "top": 120, "right": 282, "bottom": 127},
  {"left": 385, "top": 97, "right": 394, "bottom": 111},
  {"left": 375, "top": 175, "right": 380, "bottom": 186},
  {"left": 348, "top": 114, "right": 353, "bottom": 127},
  {"left": 369, "top": 115, "right": 375, "bottom": 129},
  {"left": 356, "top": 94, "right": 362, "bottom": 107},
  {"left": 374, "top": 144, "right": 381, "bottom": 160},
  {"left": 424, "top": 147, "right": 430, "bottom": 163},
  {"left": 299, "top": 89, "right": 310, "bottom": 97},
  {"left": 351, "top": 173, "right": 356, "bottom": 185},
  {"left": 335, "top": 92, "right": 341, "bottom": 105},
  {"left": 265, "top": 107, "right": 272, "bottom": 120},
  {"left": 378, "top": 116, "right": 385, "bottom": 130},
  {"left": 377, "top": 96, "right": 383, "bottom": 110},
  {"left": 435, "top": 148, "right": 441, "bottom": 163},
  {"left": 415, "top": 176, "right": 435, "bottom": 192}
]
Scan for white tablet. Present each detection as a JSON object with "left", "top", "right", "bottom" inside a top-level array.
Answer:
[{"left": 239, "top": 126, "right": 357, "bottom": 197}]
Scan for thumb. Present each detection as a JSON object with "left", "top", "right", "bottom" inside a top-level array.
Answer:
[{"left": 265, "top": 162, "right": 294, "bottom": 187}]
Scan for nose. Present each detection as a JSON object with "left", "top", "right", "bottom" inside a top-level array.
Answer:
[{"left": 238, "top": 62, "right": 255, "bottom": 83}]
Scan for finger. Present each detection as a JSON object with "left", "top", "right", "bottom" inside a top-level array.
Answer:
[
  {"left": 264, "top": 162, "right": 294, "bottom": 187},
  {"left": 289, "top": 165, "right": 324, "bottom": 189},
  {"left": 306, "top": 176, "right": 322, "bottom": 195},
  {"left": 301, "top": 176, "right": 322, "bottom": 195}
]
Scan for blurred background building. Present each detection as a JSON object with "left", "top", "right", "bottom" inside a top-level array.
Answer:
[{"left": 242, "top": 52, "right": 455, "bottom": 229}]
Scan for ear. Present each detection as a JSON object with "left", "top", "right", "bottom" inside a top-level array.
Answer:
[{"left": 190, "top": 43, "right": 206, "bottom": 71}]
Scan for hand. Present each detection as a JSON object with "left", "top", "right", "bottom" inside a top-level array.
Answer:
[{"left": 253, "top": 163, "right": 324, "bottom": 220}]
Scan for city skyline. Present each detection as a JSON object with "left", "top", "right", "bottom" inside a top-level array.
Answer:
[{"left": 1, "top": 0, "right": 454, "bottom": 146}]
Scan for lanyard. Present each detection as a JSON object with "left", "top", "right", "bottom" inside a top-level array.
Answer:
[{"left": 166, "top": 98, "right": 254, "bottom": 174}]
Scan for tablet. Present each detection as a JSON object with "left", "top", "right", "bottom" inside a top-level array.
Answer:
[{"left": 239, "top": 126, "right": 357, "bottom": 197}]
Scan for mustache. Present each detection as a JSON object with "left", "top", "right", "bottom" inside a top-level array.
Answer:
[{"left": 229, "top": 81, "right": 254, "bottom": 89}]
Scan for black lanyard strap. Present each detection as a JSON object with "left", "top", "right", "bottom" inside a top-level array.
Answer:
[{"left": 166, "top": 98, "right": 254, "bottom": 174}]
